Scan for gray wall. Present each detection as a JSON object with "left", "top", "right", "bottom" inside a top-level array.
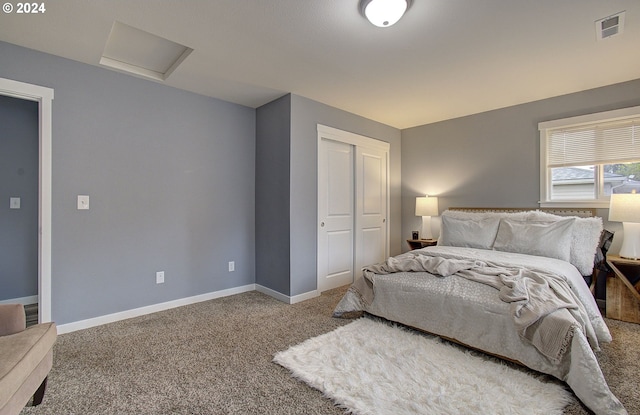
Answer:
[
  {"left": 255, "top": 95, "right": 291, "bottom": 294},
  {"left": 254, "top": 94, "right": 402, "bottom": 297},
  {"left": 401, "top": 78, "right": 640, "bottom": 248},
  {"left": 0, "top": 41, "right": 256, "bottom": 324},
  {"left": 0, "top": 95, "right": 38, "bottom": 301},
  {"left": 289, "top": 95, "right": 402, "bottom": 296}
]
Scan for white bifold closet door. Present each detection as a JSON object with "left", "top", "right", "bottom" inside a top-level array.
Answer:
[{"left": 317, "top": 125, "right": 389, "bottom": 293}]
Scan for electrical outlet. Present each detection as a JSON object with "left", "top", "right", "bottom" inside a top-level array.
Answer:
[
  {"left": 228, "top": 261, "right": 235, "bottom": 272},
  {"left": 156, "top": 271, "right": 165, "bottom": 284}
]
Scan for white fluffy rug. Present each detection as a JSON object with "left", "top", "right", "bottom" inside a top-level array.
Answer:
[{"left": 274, "top": 318, "right": 573, "bottom": 415}]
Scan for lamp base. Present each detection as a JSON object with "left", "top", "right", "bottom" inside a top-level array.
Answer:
[
  {"left": 619, "top": 222, "right": 640, "bottom": 260},
  {"left": 421, "top": 216, "right": 433, "bottom": 240}
]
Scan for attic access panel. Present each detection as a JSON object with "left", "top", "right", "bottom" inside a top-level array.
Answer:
[{"left": 100, "top": 21, "right": 193, "bottom": 81}]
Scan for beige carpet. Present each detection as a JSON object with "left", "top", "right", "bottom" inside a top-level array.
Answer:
[{"left": 20, "top": 287, "right": 640, "bottom": 415}]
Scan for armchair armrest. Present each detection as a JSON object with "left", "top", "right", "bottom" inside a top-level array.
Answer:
[{"left": 0, "top": 304, "right": 26, "bottom": 336}]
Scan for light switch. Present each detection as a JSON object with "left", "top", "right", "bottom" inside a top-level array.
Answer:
[
  {"left": 77, "top": 195, "right": 90, "bottom": 210},
  {"left": 10, "top": 197, "right": 20, "bottom": 209}
]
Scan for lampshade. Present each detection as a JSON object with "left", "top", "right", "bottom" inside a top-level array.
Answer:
[
  {"left": 415, "top": 196, "right": 438, "bottom": 217},
  {"left": 359, "top": 0, "right": 411, "bottom": 27},
  {"left": 608, "top": 193, "right": 640, "bottom": 223}
]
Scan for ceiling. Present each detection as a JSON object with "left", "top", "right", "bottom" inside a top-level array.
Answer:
[{"left": 1, "top": 0, "right": 639, "bottom": 129}]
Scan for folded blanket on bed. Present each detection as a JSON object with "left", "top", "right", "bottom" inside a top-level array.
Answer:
[{"left": 336, "top": 253, "right": 593, "bottom": 363}]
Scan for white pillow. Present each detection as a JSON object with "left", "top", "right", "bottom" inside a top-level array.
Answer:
[
  {"left": 523, "top": 211, "right": 602, "bottom": 276},
  {"left": 493, "top": 218, "right": 575, "bottom": 262},
  {"left": 438, "top": 210, "right": 603, "bottom": 275},
  {"left": 438, "top": 215, "right": 501, "bottom": 249}
]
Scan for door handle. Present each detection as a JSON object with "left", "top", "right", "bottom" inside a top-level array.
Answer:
[{"left": 320, "top": 222, "right": 325, "bottom": 227}]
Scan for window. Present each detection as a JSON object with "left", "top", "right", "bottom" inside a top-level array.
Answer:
[{"left": 539, "top": 106, "right": 640, "bottom": 208}]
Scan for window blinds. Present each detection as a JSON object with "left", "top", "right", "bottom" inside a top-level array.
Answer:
[{"left": 547, "top": 117, "right": 640, "bottom": 167}]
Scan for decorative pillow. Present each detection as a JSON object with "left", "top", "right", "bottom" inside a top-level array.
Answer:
[
  {"left": 438, "top": 210, "right": 603, "bottom": 275},
  {"left": 594, "top": 230, "right": 615, "bottom": 272},
  {"left": 493, "top": 218, "right": 575, "bottom": 262},
  {"left": 522, "top": 211, "right": 603, "bottom": 276},
  {"left": 438, "top": 215, "right": 501, "bottom": 249}
]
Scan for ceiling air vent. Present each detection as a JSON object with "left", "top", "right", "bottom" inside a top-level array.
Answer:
[{"left": 595, "top": 11, "right": 625, "bottom": 41}]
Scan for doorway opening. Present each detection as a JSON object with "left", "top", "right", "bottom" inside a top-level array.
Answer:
[
  {"left": 0, "top": 77, "right": 54, "bottom": 323},
  {"left": 0, "top": 95, "right": 38, "bottom": 324}
]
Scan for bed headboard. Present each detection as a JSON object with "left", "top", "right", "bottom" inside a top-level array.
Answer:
[{"left": 448, "top": 207, "right": 596, "bottom": 218}]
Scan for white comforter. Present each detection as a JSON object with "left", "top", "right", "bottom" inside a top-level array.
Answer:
[{"left": 333, "top": 246, "right": 626, "bottom": 415}]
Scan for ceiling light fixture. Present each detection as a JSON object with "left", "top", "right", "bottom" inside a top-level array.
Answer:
[{"left": 359, "top": 0, "right": 412, "bottom": 28}]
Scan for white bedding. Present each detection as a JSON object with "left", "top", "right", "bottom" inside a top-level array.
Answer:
[{"left": 333, "top": 245, "right": 626, "bottom": 415}]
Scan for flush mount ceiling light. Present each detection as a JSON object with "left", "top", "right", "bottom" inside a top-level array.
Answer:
[{"left": 359, "top": 0, "right": 412, "bottom": 28}]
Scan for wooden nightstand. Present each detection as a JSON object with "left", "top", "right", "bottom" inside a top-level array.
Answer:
[
  {"left": 606, "top": 255, "right": 640, "bottom": 324},
  {"left": 406, "top": 239, "right": 437, "bottom": 250}
]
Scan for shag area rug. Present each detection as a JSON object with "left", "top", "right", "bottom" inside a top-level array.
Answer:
[{"left": 274, "top": 318, "right": 573, "bottom": 415}]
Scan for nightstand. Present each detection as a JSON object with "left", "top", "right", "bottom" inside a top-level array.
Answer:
[
  {"left": 406, "top": 239, "right": 437, "bottom": 250},
  {"left": 605, "top": 255, "right": 640, "bottom": 324}
]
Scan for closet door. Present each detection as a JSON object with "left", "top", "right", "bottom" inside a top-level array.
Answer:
[
  {"left": 317, "top": 125, "right": 389, "bottom": 293},
  {"left": 317, "top": 138, "right": 354, "bottom": 292},
  {"left": 355, "top": 146, "right": 388, "bottom": 275}
]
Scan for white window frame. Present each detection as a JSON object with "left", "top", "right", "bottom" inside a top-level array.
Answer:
[{"left": 539, "top": 105, "right": 640, "bottom": 208}]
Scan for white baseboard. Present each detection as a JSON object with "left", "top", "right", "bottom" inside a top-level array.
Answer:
[
  {"left": 255, "top": 284, "right": 319, "bottom": 304},
  {"left": 57, "top": 284, "right": 256, "bottom": 334},
  {"left": 0, "top": 295, "right": 38, "bottom": 305},
  {"left": 290, "top": 289, "right": 320, "bottom": 303}
]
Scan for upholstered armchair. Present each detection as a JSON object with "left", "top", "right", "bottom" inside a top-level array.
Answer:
[{"left": 0, "top": 304, "right": 57, "bottom": 415}]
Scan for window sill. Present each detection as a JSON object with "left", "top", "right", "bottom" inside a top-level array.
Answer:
[{"left": 539, "top": 200, "right": 611, "bottom": 209}]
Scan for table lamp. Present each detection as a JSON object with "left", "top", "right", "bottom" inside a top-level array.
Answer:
[
  {"left": 415, "top": 195, "right": 438, "bottom": 240},
  {"left": 609, "top": 191, "right": 640, "bottom": 259}
]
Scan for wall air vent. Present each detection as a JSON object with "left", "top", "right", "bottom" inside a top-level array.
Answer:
[{"left": 595, "top": 11, "right": 625, "bottom": 41}]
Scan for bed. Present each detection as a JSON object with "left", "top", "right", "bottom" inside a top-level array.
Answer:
[{"left": 333, "top": 208, "right": 626, "bottom": 415}]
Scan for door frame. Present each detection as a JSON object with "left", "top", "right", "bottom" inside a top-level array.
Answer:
[
  {"left": 0, "top": 77, "right": 53, "bottom": 323},
  {"left": 317, "top": 124, "right": 390, "bottom": 292}
]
